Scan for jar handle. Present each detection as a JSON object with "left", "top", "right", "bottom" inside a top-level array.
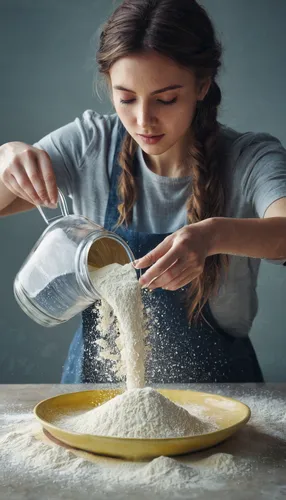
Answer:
[{"left": 36, "top": 189, "right": 69, "bottom": 225}]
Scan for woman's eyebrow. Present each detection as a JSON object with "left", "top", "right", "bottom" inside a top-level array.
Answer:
[{"left": 113, "top": 84, "right": 183, "bottom": 95}]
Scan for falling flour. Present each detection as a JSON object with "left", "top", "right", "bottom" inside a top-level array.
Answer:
[
  {"left": 54, "top": 387, "right": 218, "bottom": 438},
  {"left": 89, "top": 263, "right": 147, "bottom": 390}
]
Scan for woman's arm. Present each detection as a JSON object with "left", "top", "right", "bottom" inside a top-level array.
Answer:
[
  {"left": 134, "top": 198, "right": 286, "bottom": 290},
  {"left": 0, "top": 196, "right": 35, "bottom": 216},
  {"left": 208, "top": 201, "right": 286, "bottom": 261}
]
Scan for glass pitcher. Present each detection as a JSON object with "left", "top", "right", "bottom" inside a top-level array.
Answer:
[{"left": 13, "top": 190, "right": 135, "bottom": 327}]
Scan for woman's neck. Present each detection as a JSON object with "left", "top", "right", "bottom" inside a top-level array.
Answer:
[{"left": 143, "top": 129, "right": 193, "bottom": 178}]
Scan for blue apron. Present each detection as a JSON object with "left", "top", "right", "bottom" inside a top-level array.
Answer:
[{"left": 61, "top": 122, "right": 263, "bottom": 384}]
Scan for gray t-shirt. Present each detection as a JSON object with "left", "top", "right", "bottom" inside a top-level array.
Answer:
[{"left": 34, "top": 110, "right": 286, "bottom": 338}]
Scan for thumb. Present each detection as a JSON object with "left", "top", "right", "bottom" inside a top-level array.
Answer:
[{"left": 133, "top": 237, "right": 172, "bottom": 269}]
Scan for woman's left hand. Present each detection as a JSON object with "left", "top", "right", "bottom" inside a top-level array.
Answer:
[{"left": 133, "top": 219, "right": 215, "bottom": 291}]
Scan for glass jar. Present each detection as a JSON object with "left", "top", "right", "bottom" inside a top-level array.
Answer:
[{"left": 13, "top": 191, "right": 135, "bottom": 327}]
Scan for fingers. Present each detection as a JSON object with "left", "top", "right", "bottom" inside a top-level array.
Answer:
[
  {"left": 11, "top": 166, "right": 44, "bottom": 206},
  {"left": 162, "top": 269, "right": 195, "bottom": 291},
  {"left": 22, "top": 150, "right": 57, "bottom": 206},
  {"left": 24, "top": 160, "right": 50, "bottom": 205},
  {"left": 147, "top": 266, "right": 199, "bottom": 292},
  {"left": 134, "top": 236, "right": 172, "bottom": 270},
  {"left": 145, "top": 259, "right": 190, "bottom": 290},
  {"left": 2, "top": 147, "right": 58, "bottom": 207},
  {"left": 134, "top": 226, "right": 207, "bottom": 291},
  {"left": 38, "top": 151, "right": 58, "bottom": 205},
  {"left": 139, "top": 248, "right": 204, "bottom": 290},
  {"left": 140, "top": 255, "right": 183, "bottom": 289},
  {"left": 5, "top": 173, "right": 37, "bottom": 205}
]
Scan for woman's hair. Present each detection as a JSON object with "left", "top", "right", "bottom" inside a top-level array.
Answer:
[{"left": 97, "top": 0, "right": 228, "bottom": 323}]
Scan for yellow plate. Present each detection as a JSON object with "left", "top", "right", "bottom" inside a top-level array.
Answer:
[{"left": 34, "top": 388, "right": 250, "bottom": 460}]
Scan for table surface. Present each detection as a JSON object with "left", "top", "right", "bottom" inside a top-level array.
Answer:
[{"left": 0, "top": 383, "right": 286, "bottom": 500}]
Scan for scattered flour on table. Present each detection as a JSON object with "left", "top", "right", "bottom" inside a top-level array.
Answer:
[
  {"left": 1, "top": 390, "right": 286, "bottom": 496},
  {"left": 54, "top": 387, "right": 217, "bottom": 438},
  {"left": 90, "top": 263, "right": 147, "bottom": 390}
]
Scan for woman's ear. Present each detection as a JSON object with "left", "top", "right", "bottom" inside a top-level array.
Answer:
[
  {"left": 105, "top": 76, "right": 115, "bottom": 107},
  {"left": 109, "top": 85, "right": 114, "bottom": 105},
  {"left": 197, "top": 78, "right": 212, "bottom": 101}
]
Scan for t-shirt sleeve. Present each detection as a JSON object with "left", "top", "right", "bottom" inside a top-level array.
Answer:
[
  {"left": 239, "top": 132, "right": 286, "bottom": 218},
  {"left": 238, "top": 132, "right": 286, "bottom": 265},
  {"left": 33, "top": 109, "right": 102, "bottom": 198}
]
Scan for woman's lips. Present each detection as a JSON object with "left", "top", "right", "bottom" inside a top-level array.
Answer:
[{"left": 138, "top": 134, "right": 165, "bottom": 144}]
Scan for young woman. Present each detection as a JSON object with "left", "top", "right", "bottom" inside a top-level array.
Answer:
[{"left": 1, "top": 0, "right": 286, "bottom": 384}]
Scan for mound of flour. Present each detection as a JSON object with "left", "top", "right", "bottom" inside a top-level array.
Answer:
[
  {"left": 90, "top": 263, "right": 147, "bottom": 390},
  {"left": 55, "top": 387, "right": 217, "bottom": 438}
]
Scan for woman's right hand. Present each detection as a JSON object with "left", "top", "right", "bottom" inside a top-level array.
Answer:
[{"left": 0, "top": 142, "right": 58, "bottom": 208}]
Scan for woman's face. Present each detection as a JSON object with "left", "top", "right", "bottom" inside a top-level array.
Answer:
[{"left": 109, "top": 50, "right": 209, "bottom": 156}]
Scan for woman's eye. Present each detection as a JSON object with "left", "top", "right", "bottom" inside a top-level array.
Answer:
[
  {"left": 120, "top": 97, "right": 177, "bottom": 105},
  {"left": 158, "top": 97, "right": 177, "bottom": 105},
  {"left": 120, "top": 99, "right": 135, "bottom": 104}
]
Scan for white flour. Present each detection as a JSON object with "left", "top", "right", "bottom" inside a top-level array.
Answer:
[
  {"left": 1, "top": 389, "right": 286, "bottom": 498},
  {"left": 54, "top": 387, "right": 217, "bottom": 438},
  {"left": 90, "top": 263, "right": 147, "bottom": 390}
]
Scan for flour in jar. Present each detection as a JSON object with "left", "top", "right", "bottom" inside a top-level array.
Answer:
[{"left": 89, "top": 262, "right": 148, "bottom": 390}]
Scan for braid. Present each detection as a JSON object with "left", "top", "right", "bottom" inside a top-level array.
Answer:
[
  {"left": 117, "top": 131, "right": 138, "bottom": 226},
  {"left": 186, "top": 81, "right": 229, "bottom": 323}
]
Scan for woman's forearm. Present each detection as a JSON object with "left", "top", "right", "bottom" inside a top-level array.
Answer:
[{"left": 206, "top": 216, "right": 286, "bottom": 260}]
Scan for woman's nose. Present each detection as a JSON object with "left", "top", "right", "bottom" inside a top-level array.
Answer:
[{"left": 136, "top": 105, "right": 154, "bottom": 129}]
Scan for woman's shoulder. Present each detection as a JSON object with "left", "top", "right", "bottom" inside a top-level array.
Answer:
[
  {"left": 78, "top": 109, "right": 119, "bottom": 132},
  {"left": 72, "top": 109, "right": 120, "bottom": 148},
  {"left": 34, "top": 110, "right": 121, "bottom": 168},
  {"left": 218, "top": 123, "right": 284, "bottom": 161}
]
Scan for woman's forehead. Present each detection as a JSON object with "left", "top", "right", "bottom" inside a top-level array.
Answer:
[{"left": 109, "top": 52, "right": 195, "bottom": 91}]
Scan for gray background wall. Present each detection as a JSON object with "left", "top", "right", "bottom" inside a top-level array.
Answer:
[{"left": 0, "top": 0, "right": 285, "bottom": 383}]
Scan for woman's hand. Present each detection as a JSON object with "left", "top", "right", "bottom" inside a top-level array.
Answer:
[
  {"left": 133, "top": 220, "right": 215, "bottom": 291},
  {"left": 0, "top": 142, "right": 58, "bottom": 207}
]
